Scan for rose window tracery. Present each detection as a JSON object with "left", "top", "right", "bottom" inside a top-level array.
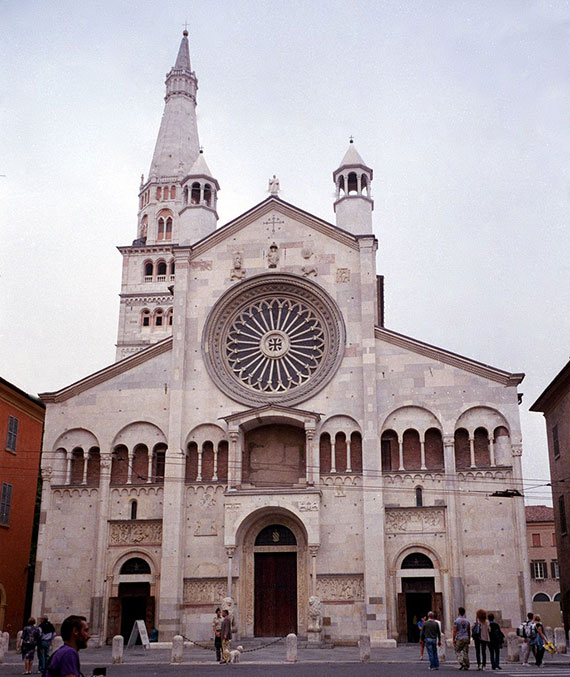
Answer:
[{"left": 202, "top": 274, "right": 345, "bottom": 406}]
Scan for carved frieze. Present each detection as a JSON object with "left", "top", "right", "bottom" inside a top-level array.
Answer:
[
  {"left": 316, "top": 575, "right": 364, "bottom": 601},
  {"left": 109, "top": 519, "right": 162, "bottom": 546},
  {"left": 385, "top": 507, "right": 445, "bottom": 534},
  {"left": 336, "top": 268, "right": 350, "bottom": 283},
  {"left": 184, "top": 577, "right": 231, "bottom": 605}
]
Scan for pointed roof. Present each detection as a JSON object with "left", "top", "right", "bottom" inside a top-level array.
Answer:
[
  {"left": 333, "top": 140, "right": 373, "bottom": 180},
  {"left": 187, "top": 151, "right": 214, "bottom": 178},
  {"left": 175, "top": 31, "right": 191, "bottom": 71}
]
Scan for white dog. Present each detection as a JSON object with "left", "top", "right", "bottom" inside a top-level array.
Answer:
[{"left": 229, "top": 645, "right": 244, "bottom": 663}]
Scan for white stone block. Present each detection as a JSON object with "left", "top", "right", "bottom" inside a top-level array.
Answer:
[
  {"left": 286, "top": 633, "right": 297, "bottom": 662},
  {"left": 507, "top": 632, "right": 520, "bottom": 662},
  {"left": 171, "top": 634, "right": 184, "bottom": 663},
  {"left": 359, "top": 634, "right": 370, "bottom": 662},
  {"left": 377, "top": 639, "right": 397, "bottom": 648},
  {"left": 554, "top": 627, "right": 566, "bottom": 654},
  {"left": 112, "top": 635, "right": 123, "bottom": 664}
]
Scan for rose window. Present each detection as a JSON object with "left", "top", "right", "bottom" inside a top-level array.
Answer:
[{"left": 203, "top": 274, "right": 345, "bottom": 406}]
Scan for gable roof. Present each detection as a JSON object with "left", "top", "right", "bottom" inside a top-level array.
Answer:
[
  {"left": 189, "top": 195, "right": 369, "bottom": 258},
  {"left": 375, "top": 326, "right": 524, "bottom": 386},
  {"left": 40, "top": 337, "right": 173, "bottom": 403},
  {"left": 530, "top": 360, "right": 570, "bottom": 413},
  {"left": 525, "top": 505, "right": 554, "bottom": 522}
]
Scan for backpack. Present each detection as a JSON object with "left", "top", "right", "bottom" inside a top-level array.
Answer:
[
  {"left": 527, "top": 622, "right": 537, "bottom": 640},
  {"left": 516, "top": 623, "right": 526, "bottom": 638},
  {"left": 472, "top": 622, "right": 481, "bottom": 638},
  {"left": 491, "top": 622, "right": 505, "bottom": 647}
]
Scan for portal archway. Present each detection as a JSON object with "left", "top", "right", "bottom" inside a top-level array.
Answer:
[{"left": 238, "top": 509, "right": 309, "bottom": 637}]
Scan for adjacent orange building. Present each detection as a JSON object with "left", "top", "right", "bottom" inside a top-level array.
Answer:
[{"left": 0, "top": 377, "right": 45, "bottom": 636}]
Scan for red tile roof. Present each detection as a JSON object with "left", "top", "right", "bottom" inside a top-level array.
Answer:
[{"left": 525, "top": 505, "right": 554, "bottom": 522}]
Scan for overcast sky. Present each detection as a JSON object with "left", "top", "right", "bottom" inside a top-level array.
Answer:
[{"left": 1, "top": 1, "right": 568, "bottom": 505}]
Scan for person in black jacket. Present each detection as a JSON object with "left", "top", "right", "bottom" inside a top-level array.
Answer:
[{"left": 488, "top": 613, "right": 504, "bottom": 670}]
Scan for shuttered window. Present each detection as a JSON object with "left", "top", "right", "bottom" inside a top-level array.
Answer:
[
  {"left": 6, "top": 416, "right": 18, "bottom": 451},
  {"left": 0, "top": 483, "right": 12, "bottom": 525}
]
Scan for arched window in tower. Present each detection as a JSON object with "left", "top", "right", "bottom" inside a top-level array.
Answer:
[
  {"left": 191, "top": 182, "right": 200, "bottom": 204},
  {"left": 381, "top": 430, "right": 398, "bottom": 472},
  {"left": 183, "top": 186, "right": 189, "bottom": 205},
  {"left": 347, "top": 172, "right": 358, "bottom": 195},
  {"left": 141, "top": 309, "right": 151, "bottom": 327},
  {"left": 156, "top": 186, "right": 162, "bottom": 201},
  {"left": 338, "top": 175, "right": 345, "bottom": 196},
  {"left": 157, "top": 261, "right": 167, "bottom": 280},
  {"left": 167, "top": 308, "right": 173, "bottom": 326},
  {"left": 454, "top": 428, "right": 470, "bottom": 469},
  {"left": 130, "top": 499, "right": 138, "bottom": 520},
  {"left": 361, "top": 174, "right": 368, "bottom": 196},
  {"left": 164, "top": 186, "right": 169, "bottom": 200},
  {"left": 153, "top": 444, "right": 166, "bottom": 483},
  {"left": 204, "top": 184, "right": 212, "bottom": 206},
  {"left": 402, "top": 428, "right": 421, "bottom": 470},
  {"left": 169, "top": 260, "right": 175, "bottom": 280},
  {"left": 415, "top": 486, "right": 423, "bottom": 507},
  {"left": 165, "top": 217, "right": 172, "bottom": 240},
  {"left": 319, "top": 433, "right": 332, "bottom": 474},
  {"left": 170, "top": 185, "right": 176, "bottom": 199},
  {"left": 144, "top": 261, "right": 153, "bottom": 281},
  {"left": 157, "top": 217, "right": 165, "bottom": 241},
  {"left": 154, "top": 308, "right": 164, "bottom": 328},
  {"left": 474, "top": 427, "right": 491, "bottom": 466}
]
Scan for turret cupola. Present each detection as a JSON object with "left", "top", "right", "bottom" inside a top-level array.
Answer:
[
  {"left": 178, "top": 149, "right": 220, "bottom": 244},
  {"left": 333, "top": 140, "right": 374, "bottom": 234}
]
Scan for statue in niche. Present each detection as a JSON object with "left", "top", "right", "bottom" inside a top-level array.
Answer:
[
  {"left": 267, "top": 242, "right": 279, "bottom": 268},
  {"left": 230, "top": 251, "right": 246, "bottom": 280},
  {"left": 301, "top": 244, "right": 317, "bottom": 277},
  {"left": 268, "top": 175, "right": 280, "bottom": 196}
]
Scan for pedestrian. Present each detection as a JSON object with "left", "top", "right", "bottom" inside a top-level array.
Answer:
[
  {"left": 18, "top": 617, "right": 40, "bottom": 675},
  {"left": 530, "top": 614, "right": 548, "bottom": 667},
  {"left": 418, "top": 616, "right": 426, "bottom": 660},
  {"left": 37, "top": 615, "right": 56, "bottom": 674},
  {"left": 220, "top": 609, "right": 232, "bottom": 664},
  {"left": 212, "top": 607, "right": 223, "bottom": 662},
  {"left": 488, "top": 613, "right": 504, "bottom": 670},
  {"left": 473, "top": 609, "right": 490, "bottom": 670},
  {"left": 453, "top": 606, "right": 471, "bottom": 671},
  {"left": 45, "top": 615, "right": 90, "bottom": 677},
  {"left": 420, "top": 611, "right": 441, "bottom": 671},
  {"left": 519, "top": 611, "right": 535, "bottom": 666}
]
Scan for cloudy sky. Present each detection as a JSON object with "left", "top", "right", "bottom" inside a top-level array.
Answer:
[{"left": 1, "top": 1, "right": 568, "bottom": 504}]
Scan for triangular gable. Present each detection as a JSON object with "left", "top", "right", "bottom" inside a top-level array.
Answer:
[
  {"left": 40, "top": 337, "right": 173, "bottom": 403},
  {"left": 189, "top": 196, "right": 364, "bottom": 258},
  {"left": 376, "top": 326, "right": 524, "bottom": 386}
]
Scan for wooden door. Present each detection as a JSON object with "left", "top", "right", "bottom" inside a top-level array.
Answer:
[
  {"left": 145, "top": 596, "right": 155, "bottom": 633},
  {"left": 432, "top": 592, "right": 444, "bottom": 631},
  {"left": 254, "top": 552, "right": 297, "bottom": 636},
  {"left": 106, "top": 597, "right": 121, "bottom": 644},
  {"left": 397, "top": 592, "right": 407, "bottom": 642}
]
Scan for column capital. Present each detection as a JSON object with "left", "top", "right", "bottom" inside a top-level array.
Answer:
[
  {"left": 41, "top": 466, "right": 53, "bottom": 482},
  {"left": 511, "top": 444, "right": 522, "bottom": 457},
  {"left": 309, "top": 545, "right": 320, "bottom": 557},
  {"left": 443, "top": 435, "right": 454, "bottom": 446},
  {"left": 100, "top": 456, "right": 112, "bottom": 471},
  {"left": 229, "top": 431, "right": 239, "bottom": 442},
  {"left": 226, "top": 546, "right": 236, "bottom": 558}
]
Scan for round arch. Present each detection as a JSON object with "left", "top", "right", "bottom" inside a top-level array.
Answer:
[{"left": 381, "top": 406, "right": 443, "bottom": 437}]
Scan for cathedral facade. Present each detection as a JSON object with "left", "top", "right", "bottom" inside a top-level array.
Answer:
[{"left": 32, "top": 32, "right": 530, "bottom": 646}]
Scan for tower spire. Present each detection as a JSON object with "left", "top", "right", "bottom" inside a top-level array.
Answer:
[{"left": 333, "top": 140, "right": 374, "bottom": 234}]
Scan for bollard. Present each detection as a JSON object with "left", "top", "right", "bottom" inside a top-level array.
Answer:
[
  {"left": 359, "top": 634, "right": 370, "bottom": 662},
  {"left": 554, "top": 627, "right": 566, "bottom": 654},
  {"left": 545, "top": 626, "right": 553, "bottom": 643},
  {"left": 438, "top": 634, "right": 446, "bottom": 662},
  {"left": 0, "top": 639, "right": 4, "bottom": 664},
  {"left": 2, "top": 632, "right": 8, "bottom": 653},
  {"left": 507, "top": 631, "right": 520, "bottom": 662},
  {"left": 171, "top": 634, "right": 184, "bottom": 663},
  {"left": 112, "top": 635, "right": 123, "bottom": 664},
  {"left": 53, "top": 636, "right": 64, "bottom": 652},
  {"left": 286, "top": 633, "right": 297, "bottom": 662}
]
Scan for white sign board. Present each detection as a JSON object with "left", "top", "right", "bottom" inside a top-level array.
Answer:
[{"left": 127, "top": 620, "right": 150, "bottom": 649}]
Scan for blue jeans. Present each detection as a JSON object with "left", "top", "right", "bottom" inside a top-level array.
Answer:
[
  {"left": 426, "top": 637, "right": 439, "bottom": 669},
  {"left": 37, "top": 640, "right": 51, "bottom": 672}
]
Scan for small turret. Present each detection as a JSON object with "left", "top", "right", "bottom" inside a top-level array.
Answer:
[
  {"left": 178, "top": 150, "right": 220, "bottom": 243},
  {"left": 333, "top": 140, "right": 374, "bottom": 234}
]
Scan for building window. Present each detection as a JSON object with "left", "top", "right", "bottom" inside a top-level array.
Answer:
[
  {"left": 531, "top": 533, "right": 541, "bottom": 547},
  {"left": 533, "top": 592, "right": 550, "bottom": 602},
  {"left": 552, "top": 424, "right": 560, "bottom": 459},
  {"left": 165, "top": 217, "right": 172, "bottom": 240},
  {"left": 560, "top": 495, "right": 567, "bottom": 535},
  {"left": 130, "top": 500, "right": 137, "bottom": 520},
  {"left": 531, "top": 560, "right": 548, "bottom": 580},
  {"left": 141, "top": 309, "right": 151, "bottom": 327},
  {"left": 552, "top": 532, "right": 557, "bottom": 546},
  {"left": 120, "top": 557, "right": 150, "bottom": 575},
  {"left": 167, "top": 308, "right": 173, "bottom": 326},
  {"left": 551, "top": 560, "right": 559, "bottom": 579},
  {"left": 0, "top": 483, "right": 12, "bottom": 525},
  {"left": 144, "top": 261, "right": 154, "bottom": 281},
  {"left": 154, "top": 309, "right": 164, "bottom": 327},
  {"left": 415, "top": 486, "right": 423, "bottom": 507},
  {"left": 171, "top": 185, "right": 176, "bottom": 199},
  {"left": 6, "top": 416, "right": 18, "bottom": 451}
]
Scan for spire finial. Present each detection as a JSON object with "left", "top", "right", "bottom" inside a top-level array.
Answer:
[
  {"left": 183, "top": 20, "right": 189, "bottom": 36},
  {"left": 349, "top": 135, "right": 354, "bottom": 144}
]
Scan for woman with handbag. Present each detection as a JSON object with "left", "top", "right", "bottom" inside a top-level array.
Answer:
[{"left": 473, "top": 609, "right": 490, "bottom": 670}]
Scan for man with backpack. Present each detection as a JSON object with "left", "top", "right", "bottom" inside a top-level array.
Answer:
[{"left": 518, "top": 612, "right": 536, "bottom": 666}]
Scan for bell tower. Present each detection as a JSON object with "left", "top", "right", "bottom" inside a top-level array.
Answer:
[{"left": 333, "top": 140, "right": 374, "bottom": 234}]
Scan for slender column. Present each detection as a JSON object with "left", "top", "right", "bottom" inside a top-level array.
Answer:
[
  {"left": 82, "top": 452, "right": 89, "bottom": 485},
  {"left": 228, "top": 431, "right": 238, "bottom": 488},
  {"left": 200, "top": 184, "right": 204, "bottom": 204},
  {"left": 127, "top": 449, "right": 133, "bottom": 484},
  {"left": 197, "top": 447, "right": 203, "bottom": 482},
  {"left": 420, "top": 439, "right": 426, "bottom": 470},
  {"left": 469, "top": 437, "right": 476, "bottom": 468},
  {"left": 489, "top": 437, "right": 496, "bottom": 467},
  {"left": 147, "top": 449, "right": 153, "bottom": 483},
  {"left": 443, "top": 434, "right": 464, "bottom": 612},
  {"left": 65, "top": 451, "right": 72, "bottom": 485},
  {"left": 357, "top": 174, "right": 362, "bottom": 194},
  {"left": 213, "top": 446, "right": 219, "bottom": 482},
  {"left": 441, "top": 569, "right": 452, "bottom": 632},
  {"left": 398, "top": 440, "right": 404, "bottom": 471},
  {"left": 346, "top": 437, "right": 352, "bottom": 473},
  {"left": 226, "top": 547, "right": 235, "bottom": 597},
  {"left": 305, "top": 429, "right": 315, "bottom": 485},
  {"left": 309, "top": 545, "right": 319, "bottom": 597},
  {"left": 330, "top": 439, "right": 337, "bottom": 473},
  {"left": 91, "top": 454, "right": 113, "bottom": 638}
]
